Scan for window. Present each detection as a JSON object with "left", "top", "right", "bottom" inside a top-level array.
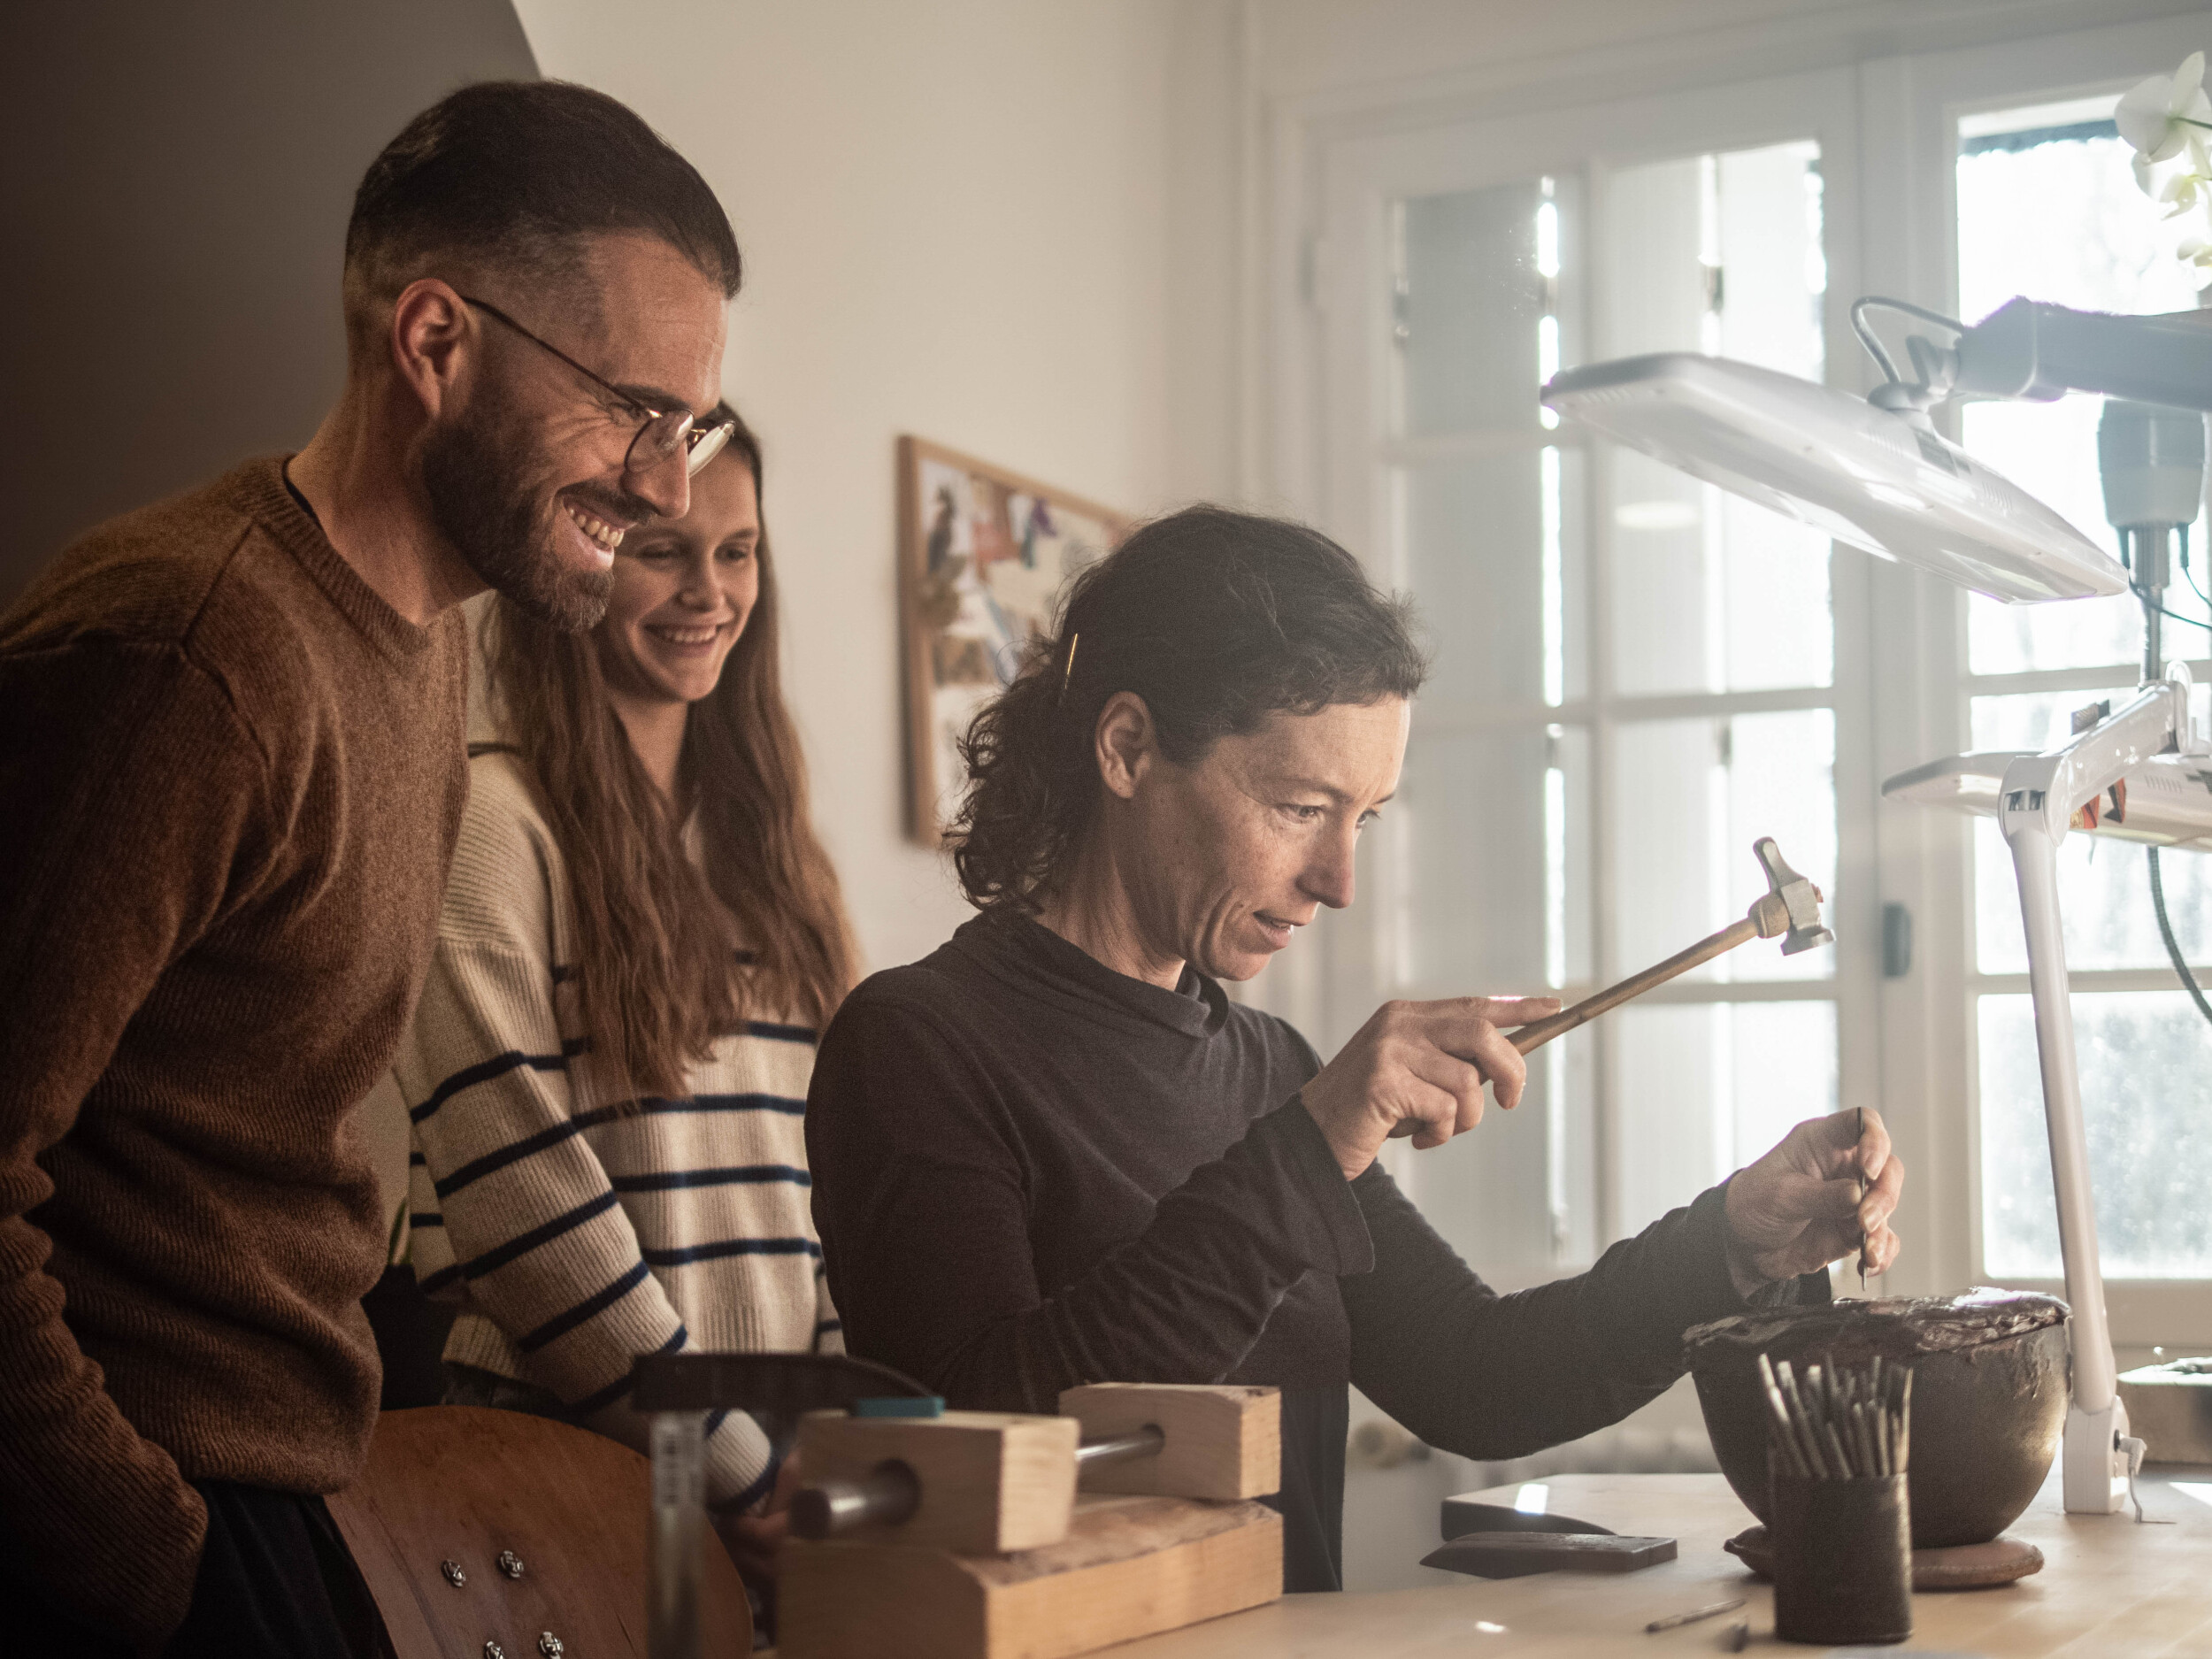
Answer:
[
  {"left": 1277, "top": 14, "right": 2212, "bottom": 1343},
  {"left": 1294, "top": 69, "right": 1869, "bottom": 1288},
  {"left": 1953, "top": 97, "right": 2212, "bottom": 1280}
]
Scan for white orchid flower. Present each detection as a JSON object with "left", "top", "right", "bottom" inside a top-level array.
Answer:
[
  {"left": 2177, "top": 234, "right": 2212, "bottom": 273},
  {"left": 2118, "top": 52, "right": 2212, "bottom": 193}
]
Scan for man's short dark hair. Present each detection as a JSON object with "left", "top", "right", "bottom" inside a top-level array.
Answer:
[{"left": 344, "top": 81, "right": 740, "bottom": 345}]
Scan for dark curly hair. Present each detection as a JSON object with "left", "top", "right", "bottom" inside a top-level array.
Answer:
[{"left": 947, "top": 505, "right": 1427, "bottom": 913}]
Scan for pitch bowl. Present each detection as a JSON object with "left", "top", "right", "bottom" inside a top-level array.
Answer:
[{"left": 1683, "top": 1288, "right": 2069, "bottom": 1548}]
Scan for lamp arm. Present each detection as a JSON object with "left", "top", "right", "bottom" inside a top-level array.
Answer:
[
  {"left": 1994, "top": 681, "right": 2181, "bottom": 1516},
  {"left": 1952, "top": 298, "right": 2212, "bottom": 412},
  {"left": 2001, "top": 680, "right": 2188, "bottom": 848}
]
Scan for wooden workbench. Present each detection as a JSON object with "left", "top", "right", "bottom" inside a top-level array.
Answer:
[{"left": 1106, "top": 1469, "right": 2212, "bottom": 1655}]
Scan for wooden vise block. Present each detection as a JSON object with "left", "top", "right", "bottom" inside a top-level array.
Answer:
[
  {"left": 797, "top": 1409, "right": 1079, "bottom": 1554},
  {"left": 1057, "top": 1384, "right": 1280, "bottom": 1500},
  {"left": 780, "top": 1493, "right": 1283, "bottom": 1659}
]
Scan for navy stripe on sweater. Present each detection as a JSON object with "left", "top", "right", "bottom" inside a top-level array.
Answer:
[
  {"left": 428, "top": 1098, "right": 808, "bottom": 1202},
  {"left": 641, "top": 1237, "right": 822, "bottom": 1268},
  {"left": 518, "top": 1262, "right": 656, "bottom": 1354},
  {"left": 416, "top": 1191, "right": 623, "bottom": 1297},
  {"left": 711, "top": 1448, "right": 783, "bottom": 1517},
  {"left": 571, "top": 1324, "right": 688, "bottom": 1416},
  {"left": 410, "top": 1050, "right": 570, "bottom": 1124},
  {"left": 682, "top": 1093, "right": 807, "bottom": 1116},
  {"left": 611, "top": 1165, "right": 811, "bottom": 1193},
  {"left": 432, "top": 1110, "right": 614, "bottom": 1198},
  {"left": 745, "top": 1019, "right": 817, "bottom": 1045}
]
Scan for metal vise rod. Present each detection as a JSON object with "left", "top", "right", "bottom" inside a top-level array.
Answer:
[{"left": 790, "top": 1425, "right": 1166, "bottom": 1540}]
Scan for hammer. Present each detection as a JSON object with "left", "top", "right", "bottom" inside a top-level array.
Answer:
[{"left": 1507, "top": 837, "right": 1832, "bottom": 1056}]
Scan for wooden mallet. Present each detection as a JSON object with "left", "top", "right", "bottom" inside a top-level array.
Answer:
[{"left": 1507, "top": 836, "right": 1833, "bottom": 1056}]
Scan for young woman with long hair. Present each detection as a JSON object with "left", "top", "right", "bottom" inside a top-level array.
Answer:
[{"left": 395, "top": 403, "right": 856, "bottom": 1583}]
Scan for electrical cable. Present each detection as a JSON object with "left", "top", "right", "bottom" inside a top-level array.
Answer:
[
  {"left": 2160, "top": 523, "right": 2212, "bottom": 623},
  {"left": 2147, "top": 847, "right": 2212, "bottom": 1028},
  {"left": 1863, "top": 296, "right": 1971, "bottom": 334},
  {"left": 1848, "top": 298, "right": 1901, "bottom": 385},
  {"left": 2186, "top": 562, "right": 2212, "bottom": 612},
  {"left": 2131, "top": 586, "right": 2212, "bottom": 632},
  {"left": 1849, "top": 296, "right": 1970, "bottom": 386}
]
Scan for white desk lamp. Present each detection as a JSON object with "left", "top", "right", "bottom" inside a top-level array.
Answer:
[{"left": 1545, "top": 298, "right": 2212, "bottom": 1515}]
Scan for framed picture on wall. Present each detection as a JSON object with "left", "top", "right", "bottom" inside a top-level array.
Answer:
[{"left": 898, "top": 436, "right": 1129, "bottom": 843}]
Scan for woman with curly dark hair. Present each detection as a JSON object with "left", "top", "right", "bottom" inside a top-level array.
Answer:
[{"left": 806, "top": 506, "right": 1902, "bottom": 1593}]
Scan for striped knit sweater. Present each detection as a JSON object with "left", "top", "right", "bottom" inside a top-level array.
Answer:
[{"left": 394, "top": 750, "right": 839, "bottom": 1515}]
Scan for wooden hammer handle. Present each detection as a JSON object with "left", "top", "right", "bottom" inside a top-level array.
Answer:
[{"left": 1509, "top": 917, "right": 1761, "bottom": 1056}]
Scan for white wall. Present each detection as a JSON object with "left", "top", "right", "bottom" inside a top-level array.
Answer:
[{"left": 511, "top": 0, "right": 1202, "bottom": 972}]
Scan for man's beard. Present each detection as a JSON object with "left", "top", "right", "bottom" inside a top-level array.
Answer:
[{"left": 419, "top": 396, "right": 619, "bottom": 633}]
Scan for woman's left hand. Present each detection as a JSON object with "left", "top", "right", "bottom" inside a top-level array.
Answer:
[
  {"left": 1722, "top": 1108, "right": 1903, "bottom": 1294},
  {"left": 714, "top": 1449, "right": 804, "bottom": 1580}
]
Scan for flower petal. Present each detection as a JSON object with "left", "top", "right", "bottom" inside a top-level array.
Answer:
[
  {"left": 2176, "top": 51, "right": 2206, "bottom": 109},
  {"left": 2118, "top": 73, "right": 2177, "bottom": 151}
]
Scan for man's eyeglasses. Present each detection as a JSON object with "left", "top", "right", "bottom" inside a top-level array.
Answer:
[{"left": 460, "top": 296, "right": 734, "bottom": 479}]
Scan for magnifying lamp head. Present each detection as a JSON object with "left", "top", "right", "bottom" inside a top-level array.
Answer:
[{"left": 1541, "top": 353, "right": 2129, "bottom": 604}]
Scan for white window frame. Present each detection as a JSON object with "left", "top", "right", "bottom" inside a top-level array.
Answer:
[
  {"left": 1248, "top": 4, "right": 2212, "bottom": 1341},
  {"left": 1863, "top": 13, "right": 2212, "bottom": 1355}
]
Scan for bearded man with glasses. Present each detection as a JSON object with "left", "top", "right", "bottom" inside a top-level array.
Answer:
[{"left": 0, "top": 81, "right": 741, "bottom": 1656}]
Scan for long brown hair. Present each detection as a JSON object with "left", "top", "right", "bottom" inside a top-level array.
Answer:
[{"left": 483, "top": 404, "right": 856, "bottom": 1102}]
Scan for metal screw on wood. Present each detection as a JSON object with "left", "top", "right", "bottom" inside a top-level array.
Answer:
[
  {"left": 792, "top": 1425, "right": 1165, "bottom": 1538},
  {"left": 537, "top": 1635, "right": 565, "bottom": 1657},
  {"left": 497, "top": 1549, "right": 526, "bottom": 1579},
  {"left": 441, "top": 1560, "right": 467, "bottom": 1588},
  {"left": 482, "top": 1643, "right": 504, "bottom": 1659}
]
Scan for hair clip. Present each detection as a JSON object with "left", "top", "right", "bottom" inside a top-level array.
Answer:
[{"left": 1057, "top": 633, "right": 1080, "bottom": 705}]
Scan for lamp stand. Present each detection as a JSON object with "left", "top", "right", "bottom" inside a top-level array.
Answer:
[{"left": 1995, "top": 680, "right": 2185, "bottom": 1512}]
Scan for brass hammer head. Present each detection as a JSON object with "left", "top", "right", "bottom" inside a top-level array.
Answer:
[{"left": 1748, "top": 836, "right": 1834, "bottom": 956}]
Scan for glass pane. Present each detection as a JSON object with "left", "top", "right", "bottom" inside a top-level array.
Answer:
[
  {"left": 1969, "top": 687, "right": 2104, "bottom": 753},
  {"left": 1715, "top": 142, "right": 1826, "bottom": 381},
  {"left": 1390, "top": 723, "right": 1597, "bottom": 1278},
  {"left": 1962, "top": 401, "right": 2210, "bottom": 675},
  {"left": 1393, "top": 726, "right": 1590, "bottom": 995},
  {"left": 1603, "top": 154, "right": 1705, "bottom": 357},
  {"left": 1979, "top": 991, "right": 2212, "bottom": 1278},
  {"left": 1956, "top": 106, "right": 2200, "bottom": 338},
  {"left": 1973, "top": 818, "right": 2212, "bottom": 975},
  {"left": 1406, "top": 1036, "right": 1594, "bottom": 1279},
  {"left": 1957, "top": 106, "right": 2210, "bottom": 674},
  {"left": 1969, "top": 690, "right": 2212, "bottom": 973},
  {"left": 1615, "top": 1000, "right": 1839, "bottom": 1239},
  {"left": 1609, "top": 469, "right": 1833, "bottom": 696},
  {"left": 1395, "top": 180, "right": 1545, "bottom": 436},
  {"left": 1401, "top": 448, "right": 1588, "bottom": 709},
  {"left": 1609, "top": 710, "right": 1836, "bottom": 983},
  {"left": 1967, "top": 680, "right": 2212, "bottom": 757},
  {"left": 1604, "top": 141, "right": 1832, "bottom": 695}
]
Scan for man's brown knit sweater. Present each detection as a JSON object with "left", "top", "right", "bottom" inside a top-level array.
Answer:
[{"left": 0, "top": 457, "right": 468, "bottom": 1645}]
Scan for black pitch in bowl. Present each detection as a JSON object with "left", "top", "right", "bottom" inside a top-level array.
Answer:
[{"left": 1683, "top": 1289, "right": 2069, "bottom": 1548}]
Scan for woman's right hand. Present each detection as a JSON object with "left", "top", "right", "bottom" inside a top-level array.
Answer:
[{"left": 1299, "top": 995, "right": 1559, "bottom": 1180}]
